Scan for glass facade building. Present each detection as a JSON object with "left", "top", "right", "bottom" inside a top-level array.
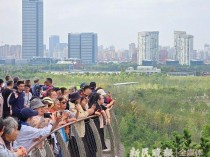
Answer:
[
  {"left": 49, "top": 35, "right": 60, "bottom": 57},
  {"left": 22, "top": 0, "right": 43, "bottom": 59},
  {"left": 68, "top": 33, "right": 97, "bottom": 64}
]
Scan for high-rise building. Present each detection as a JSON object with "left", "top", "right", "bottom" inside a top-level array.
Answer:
[
  {"left": 137, "top": 32, "right": 159, "bottom": 65},
  {"left": 203, "top": 44, "right": 210, "bottom": 60},
  {"left": 98, "top": 45, "right": 104, "bottom": 53},
  {"left": 22, "top": 0, "right": 43, "bottom": 59},
  {"left": 174, "top": 31, "right": 193, "bottom": 65},
  {"left": 68, "top": 33, "right": 98, "bottom": 64},
  {"left": 53, "top": 43, "right": 68, "bottom": 59},
  {"left": 129, "top": 43, "right": 136, "bottom": 59},
  {"left": 0, "top": 45, "right": 22, "bottom": 59},
  {"left": 49, "top": 35, "right": 60, "bottom": 57},
  {"left": 159, "top": 46, "right": 169, "bottom": 64},
  {"left": 68, "top": 34, "right": 81, "bottom": 59}
]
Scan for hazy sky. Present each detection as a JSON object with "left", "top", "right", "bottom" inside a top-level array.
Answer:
[{"left": 0, "top": 0, "right": 210, "bottom": 50}]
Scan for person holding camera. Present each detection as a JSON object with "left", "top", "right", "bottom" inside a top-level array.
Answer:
[
  {"left": 13, "top": 108, "right": 61, "bottom": 151},
  {"left": 30, "top": 98, "right": 50, "bottom": 128}
]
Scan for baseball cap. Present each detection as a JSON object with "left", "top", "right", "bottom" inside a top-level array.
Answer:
[
  {"left": 80, "top": 82, "right": 86, "bottom": 89},
  {"left": 20, "top": 108, "right": 38, "bottom": 119}
]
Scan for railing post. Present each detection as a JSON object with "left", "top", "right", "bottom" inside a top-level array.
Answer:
[
  {"left": 71, "top": 124, "right": 86, "bottom": 157},
  {"left": 110, "top": 108, "right": 121, "bottom": 154},
  {"left": 55, "top": 131, "right": 71, "bottom": 157},
  {"left": 89, "top": 119, "right": 103, "bottom": 157},
  {"left": 106, "top": 124, "right": 117, "bottom": 157},
  {"left": 44, "top": 141, "right": 55, "bottom": 157}
]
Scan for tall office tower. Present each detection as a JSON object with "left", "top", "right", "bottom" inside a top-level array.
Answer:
[
  {"left": 137, "top": 32, "right": 159, "bottom": 65},
  {"left": 174, "top": 31, "right": 193, "bottom": 65},
  {"left": 22, "top": 0, "right": 43, "bottom": 59},
  {"left": 49, "top": 35, "right": 60, "bottom": 57},
  {"left": 68, "top": 33, "right": 98, "bottom": 64}
]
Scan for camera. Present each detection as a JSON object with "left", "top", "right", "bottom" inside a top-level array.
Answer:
[{"left": 44, "top": 113, "right": 52, "bottom": 118}]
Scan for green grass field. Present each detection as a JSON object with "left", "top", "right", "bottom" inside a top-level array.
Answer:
[{"left": 1, "top": 69, "right": 210, "bottom": 155}]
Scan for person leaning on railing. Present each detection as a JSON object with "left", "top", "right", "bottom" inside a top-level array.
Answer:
[
  {"left": 88, "top": 93, "right": 109, "bottom": 150},
  {"left": 57, "top": 96, "right": 77, "bottom": 142},
  {"left": 96, "top": 88, "right": 116, "bottom": 109},
  {"left": 79, "top": 95, "right": 97, "bottom": 156},
  {"left": 67, "top": 92, "right": 96, "bottom": 156},
  {"left": 42, "top": 97, "right": 76, "bottom": 156},
  {"left": 70, "top": 92, "right": 95, "bottom": 137},
  {"left": 13, "top": 108, "right": 61, "bottom": 151},
  {"left": 0, "top": 117, "right": 27, "bottom": 157}
]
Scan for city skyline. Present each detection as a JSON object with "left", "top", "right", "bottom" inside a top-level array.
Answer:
[{"left": 0, "top": 0, "right": 210, "bottom": 50}]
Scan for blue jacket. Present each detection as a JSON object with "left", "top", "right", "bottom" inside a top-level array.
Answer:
[
  {"left": 32, "top": 83, "right": 41, "bottom": 97},
  {"left": 9, "top": 91, "right": 24, "bottom": 115}
]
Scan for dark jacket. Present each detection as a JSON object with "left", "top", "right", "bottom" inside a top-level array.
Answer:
[
  {"left": 9, "top": 91, "right": 24, "bottom": 115},
  {"left": 2, "top": 88, "right": 13, "bottom": 118},
  {"left": 32, "top": 83, "right": 41, "bottom": 97}
]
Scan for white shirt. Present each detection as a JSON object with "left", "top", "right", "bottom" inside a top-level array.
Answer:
[
  {"left": 23, "top": 92, "right": 32, "bottom": 107},
  {"left": 13, "top": 122, "right": 53, "bottom": 150}
]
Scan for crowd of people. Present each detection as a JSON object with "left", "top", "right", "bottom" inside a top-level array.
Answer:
[{"left": 0, "top": 76, "right": 116, "bottom": 157}]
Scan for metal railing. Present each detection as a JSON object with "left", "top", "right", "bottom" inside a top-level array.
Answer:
[{"left": 27, "top": 108, "right": 123, "bottom": 157}]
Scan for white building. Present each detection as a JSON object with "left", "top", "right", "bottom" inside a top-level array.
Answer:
[
  {"left": 174, "top": 31, "right": 194, "bottom": 65},
  {"left": 137, "top": 32, "right": 159, "bottom": 65}
]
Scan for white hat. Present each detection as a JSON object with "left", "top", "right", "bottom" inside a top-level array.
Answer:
[{"left": 97, "top": 89, "right": 107, "bottom": 96}]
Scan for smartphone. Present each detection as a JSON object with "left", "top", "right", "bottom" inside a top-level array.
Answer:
[{"left": 55, "top": 111, "right": 63, "bottom": 117}]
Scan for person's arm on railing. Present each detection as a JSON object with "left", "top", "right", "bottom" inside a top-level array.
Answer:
[
  {"left": 87, "top": 104, "right": 96, "bottom": 115},
  {"left": 101, "top": 110, "right": 108, "bottom": 125},
  {"left": 106, "top": 99, "right": 116, "bottom": 108}
]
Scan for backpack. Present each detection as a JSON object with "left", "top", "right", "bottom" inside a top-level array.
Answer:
[{"left": 0, "top": 92, "right": 4, "bottom": 118}]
